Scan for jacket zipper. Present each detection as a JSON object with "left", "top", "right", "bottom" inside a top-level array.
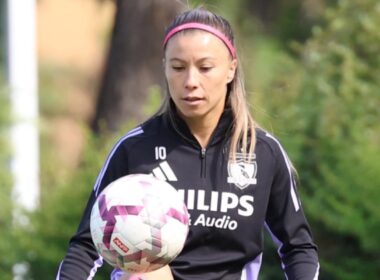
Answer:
[
  {"left": 169, "top": 111, "right": 208, "bottom": 178},
  {"left": 200, "top": 148, "right": 206, "bottom": 178}
]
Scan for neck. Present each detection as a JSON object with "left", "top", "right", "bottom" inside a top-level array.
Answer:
[{"left": 183, "top": 112, "right": 222, "bottom": 149}]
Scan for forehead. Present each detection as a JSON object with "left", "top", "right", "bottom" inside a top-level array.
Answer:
[{"left": 164, "top": 30, "right": 230, "bottom": 59}]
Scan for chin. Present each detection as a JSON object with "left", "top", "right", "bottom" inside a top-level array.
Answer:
[{"left": 177, "top": 108, "right": 205, "bottom": 120}]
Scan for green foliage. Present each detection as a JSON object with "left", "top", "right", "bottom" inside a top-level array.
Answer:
[
  {"left": 21, "top": 127, "right": 128, "bottom": 279},
  {"left": 143, "top": 85, "right": 163, "bottom": 116},
  {"left": 251, "top": 0, "right": 380, "bottom": 278},
  {"left": 17, "top": 63, "right": 140, "bottom": 278},
  {"left": 199, "top": 0, "right": 323, "bottom": 51},
  {"left": 297, "top": 1, "right": 380, "bottom": 278},
  {"left": 7, "top": 1, "right": 379, "bottom": 279},
  {"left": 0, "top": 76, "right": 17, "bottom": 280}
]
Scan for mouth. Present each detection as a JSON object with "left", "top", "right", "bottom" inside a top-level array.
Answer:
[{"left": 182, "top": 96, "right": 205, "bottom": 106}]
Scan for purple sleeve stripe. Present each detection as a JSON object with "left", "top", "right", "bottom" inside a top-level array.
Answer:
[
  {"left": 55, "top": 261, "right": 63, "bottom": 280},
  {"left": 55, "top": 256, "right": 103, "bottom": 280},
  {"left": 313, "top": 263, "right": 320, "bottom": 280},
  {"left": 264, "top": 222, "right": 284, "bottom": 257},
  {"left": 94, "top": 127, "right": 144, "bottom": 196},
  {"left": 240, "top": 253, "right": 262, "bottom": 280},
  {"left": 111, "top": 268, "right": 125, "bottom": 280},
  {"left": 86, "top": 256, "right": 103, "bottom": 280},
  {"left": 264, "top": 223, "right": 320, "bottom": 280},
  {"left": 264, "top": 222, "right": 289, "bottom": 279},
  {"left": 264, "top": 132, "right": 300, "bottom": 212}
]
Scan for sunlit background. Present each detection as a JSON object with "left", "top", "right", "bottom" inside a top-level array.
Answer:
[{"left": 1, "top": 0, "right": 379, "bottom": 279}]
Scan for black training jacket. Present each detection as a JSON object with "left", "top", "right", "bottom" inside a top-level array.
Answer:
[{"left": 56, "top": 106, "right": 319, "bottom": 280}]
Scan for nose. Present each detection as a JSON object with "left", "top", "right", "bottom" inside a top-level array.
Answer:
[{"left": 184, "top": 68, "right": 199, "bottom": 90}]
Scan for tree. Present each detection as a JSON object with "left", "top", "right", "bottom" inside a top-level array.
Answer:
[
  {"left": 20, "top": 129, "right": 127, "bottom": 279},
  {"left": 18, "top": 1, "right": 380, "bottom": 279},
  {"left": 19, "top": 2, "right": 187, "bottom": 277},
  {"left": 245, "top": 0, "right": 325, "bottom": 44},
  {"left": 254, "top": 0, "right": 380, "bottom": 278},
  {"left": 92, "top": 0, "right": 185, "bottom": 132}
]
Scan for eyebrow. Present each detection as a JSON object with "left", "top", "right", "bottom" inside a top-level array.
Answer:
[{"left": 169, "top": 57, "right": 216, "bottom": 63}]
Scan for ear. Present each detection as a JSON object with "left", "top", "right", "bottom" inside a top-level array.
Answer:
[
  {"left": 162, "top": 58, "right": 166, "bottom": 68},
  {"left": 163, "top": 58, "right": 169, "bottom": 75},
  {"left": 227, "top": 59, "right": 237, "bottom": 83}
]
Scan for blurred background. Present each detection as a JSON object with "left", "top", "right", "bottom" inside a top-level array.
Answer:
[{"left": 1, "top": 0, "right": 379, "bottom": 279}]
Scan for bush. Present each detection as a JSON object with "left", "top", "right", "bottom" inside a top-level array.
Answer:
[
  {"left": 21, "top": 127, "right": 129, "bottom": 279},
  {"left": 0, "top": 77, "right": 18, "bottom": 279},
  {"left": 254, "top": 0, "right": 380, "bottom": 278}
]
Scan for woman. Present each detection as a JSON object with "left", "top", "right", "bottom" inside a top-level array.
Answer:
[{"left": 57, "top": 8, "right": 319, "bottom": 280}]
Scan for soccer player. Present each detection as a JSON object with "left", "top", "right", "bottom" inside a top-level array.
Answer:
[{"left": 57, "top": 7, "right": 319, "bottom": 280}]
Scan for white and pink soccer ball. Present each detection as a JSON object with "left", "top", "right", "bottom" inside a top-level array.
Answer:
[{"left": 90, "top": 174, "right": 189, "bottom": 273}]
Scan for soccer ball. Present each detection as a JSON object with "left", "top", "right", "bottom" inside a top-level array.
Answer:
[{"left": 90, "top": 174, "right": 189, "bottom": 273}]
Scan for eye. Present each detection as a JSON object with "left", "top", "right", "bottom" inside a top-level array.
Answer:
[
  {"left": 171, "top": 65, "right": 185, "bottom": 71},
  {"left": 199, "top": 66, "right": 213, "bottom": 72}
]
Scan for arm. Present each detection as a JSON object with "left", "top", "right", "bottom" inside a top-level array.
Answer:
[
  {"left": 56, "top": 138, "right": 130, "bottom": 280},
  {"left": 56, "top": 191, "right": 104, "bottom": 279},
  {"left": 265, "top": 137, "right": 319, "bottom": 280}
]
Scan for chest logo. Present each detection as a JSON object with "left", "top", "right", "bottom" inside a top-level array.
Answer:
[
  {"left": 151, "top": 161, "right": 178, "bottom": 182},
  {"left": 227, "top": 153, "right": 257, "bottom": 189}
]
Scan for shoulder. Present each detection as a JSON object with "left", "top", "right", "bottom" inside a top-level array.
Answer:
[
  {"left": 115, "top": 115, "right": 165, "bottom": 150},
  {"left": 255, "top": 128, "right": 285, "bottom": 158},
  {"left": 255, "top": 128, "right": 294, "bottom": 173}
]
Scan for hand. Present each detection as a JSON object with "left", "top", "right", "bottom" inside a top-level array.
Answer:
[{"left": 119, "top": 265, "right": 174, "bottom": 280}]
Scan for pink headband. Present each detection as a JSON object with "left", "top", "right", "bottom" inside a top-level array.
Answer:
[{"left": 163, "top": 22, "right": 236, "bottom": 58}]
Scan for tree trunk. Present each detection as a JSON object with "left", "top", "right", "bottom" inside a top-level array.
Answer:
[
  {"left": 92, "top": 0, "right": 185, "bottom": 132},
  {"left": 246, "top": 0, "right": 279, "bottom": 30}
]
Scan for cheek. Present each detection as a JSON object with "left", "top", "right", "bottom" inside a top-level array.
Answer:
[
  {"left": 166, "top": 75, "right": 181, "bottom": 97},
  {"left": 165, "top": 70, "right": 174, "bottom": 85},
  {"left": 208, "top": 72, "right": 230, "bottom": 90}
]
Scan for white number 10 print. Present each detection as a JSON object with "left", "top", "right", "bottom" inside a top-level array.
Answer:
[{"left": 155, "top": 146, "right": 167, "bottom": 160}]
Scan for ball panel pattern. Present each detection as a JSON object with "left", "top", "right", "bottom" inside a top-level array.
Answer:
[{"left": 90, "top": 174, "right": 189, "bottom": 273}]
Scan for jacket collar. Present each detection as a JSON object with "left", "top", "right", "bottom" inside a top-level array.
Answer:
[{"left": 165, "top": 99, "right": 233, "bottom": 148}]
